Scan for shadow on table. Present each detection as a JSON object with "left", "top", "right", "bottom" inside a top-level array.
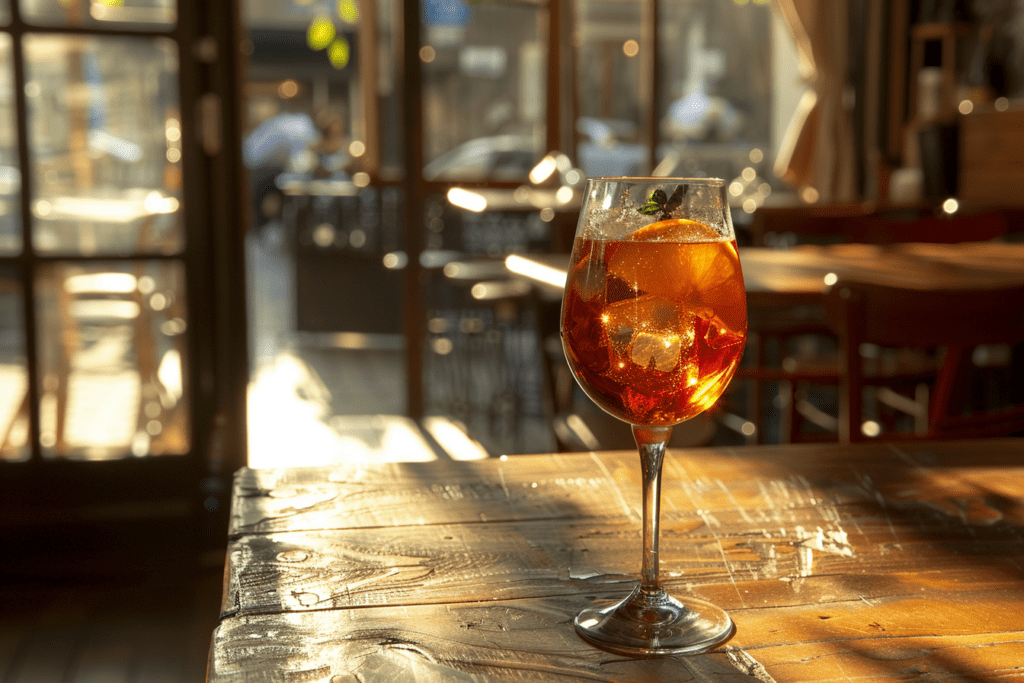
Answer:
[{"left": 213, "top": 440, "right": 1024, "bottom": 680}]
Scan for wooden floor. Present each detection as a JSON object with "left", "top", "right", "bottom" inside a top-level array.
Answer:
[{"left": 0, "top": 553, "right": 224, "bottom": 683}]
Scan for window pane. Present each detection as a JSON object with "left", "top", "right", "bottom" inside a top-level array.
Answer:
[
  {"left": 574, "top": 0, "right": 647, "bottom": 178},
  {"left": 35, "top": 260, "right": 190, "bottom": 460},
  {"left": 421, "top": 0, "right": 545, "bottom": 182},
  {"left": 376, "top": 0, "right": 401, "bottom": 173},
  {"left": 19, "top": 0, "right": 174, "bottom": 29},
  {"left": 657, "top": 0, "right": 774, "bottom": 213},
  {"left": 0, "top": 34, "right": 20, "bottom": 255},
  {"left": 0, "top": 1, "right": 9, "bottom": 30},
  {"left": 0, "top": 268, "right": 28, "bottom": 461},
  {"left": 24, "top": 34, "right": 183, "bottom": 255}
]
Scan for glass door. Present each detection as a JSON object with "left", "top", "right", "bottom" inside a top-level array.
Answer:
[{"left": 0, "top": 0, "right": 248, "bottom": 538}]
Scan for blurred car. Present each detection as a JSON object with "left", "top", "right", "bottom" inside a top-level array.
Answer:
[
  {"left": 422, "top": 134, "right": 538, "bottom": 182},
  {"left": 575, "top": 117, "right": 646, "bottom": 178},
  {"left": 577, "top": 140, "right": 646, "bottom": 178},
  {"left": 424, "top": 127, "right": 650, "bottom": 182}
]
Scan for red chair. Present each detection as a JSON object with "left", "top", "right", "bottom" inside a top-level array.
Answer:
[{"left": 805, "top": 279, "right": 1024, "bottom": 443}]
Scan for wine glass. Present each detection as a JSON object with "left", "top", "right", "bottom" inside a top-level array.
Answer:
[{"left": 560, "top": 177, "right": 747, "bottom": 656}]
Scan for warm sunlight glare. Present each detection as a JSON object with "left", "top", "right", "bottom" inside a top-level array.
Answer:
[
  {"left": 247, "top": 354, "right": 440, "bottom": 468},
  {"left": 505, "top": 254, "right": 567, "bottom": 289}
]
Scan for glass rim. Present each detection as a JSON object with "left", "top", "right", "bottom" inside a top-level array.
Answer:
[{"left": 585, "top": 176, "right": 725, "bottom": 186}]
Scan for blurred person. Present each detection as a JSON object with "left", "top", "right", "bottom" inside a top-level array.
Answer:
[
  {"left": 243, "top": 107, "right": 319, "bottom": 235},
  {"left": 310, "top": 109, "right": 352, "bottom": 179},
  {"left": 242, "top": 104, "right": 351, "bottom": 372}
]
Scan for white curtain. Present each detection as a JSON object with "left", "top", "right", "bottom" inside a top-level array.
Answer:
[{"left": 772, "top": 0, "right": 857, "bottom": 203}]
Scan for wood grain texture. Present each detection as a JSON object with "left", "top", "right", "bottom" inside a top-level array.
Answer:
[
  {"left": 209, "top": 598, "right": 758, "bottom": 683},
  {"left": 212, "top": 439, "right": 1024, "bottom": 681},
  {"left": 512, "top": 243, "right": 1024, "bottom": 304}
]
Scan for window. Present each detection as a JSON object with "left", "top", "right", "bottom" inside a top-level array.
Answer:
[
  {"left": 1, "top": 0, "right": 248, "bottom": 522},
  {"left": 236, "top": 0, "right": 797, "bottom": 457}
]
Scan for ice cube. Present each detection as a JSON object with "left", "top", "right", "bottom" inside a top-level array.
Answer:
[
  {"left": 630, "top": 332, "right": 682, "bottom": 372},
  {"left": 602, "top": 294, "right": 696, "bottom": 373},
  {"left": 603, "top": 294, "right": 681, "bottom": 337},
  {"left": 573, "top": 249, "right": 607, "bottom": 302},
  {"left": 699, "top": 309, "right": 746, "bottom": 351}
]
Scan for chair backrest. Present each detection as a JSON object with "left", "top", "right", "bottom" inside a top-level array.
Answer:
[
  {"left": 826, "top": 280, "right": 1024, "bottom": 348},
  {"left": 749, "top": 203, "right": 1010, "bottom": 247},
  {"left": 824, "top": 280, "right": 1024, "bottom": 442}
]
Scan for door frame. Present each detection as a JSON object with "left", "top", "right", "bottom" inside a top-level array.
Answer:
[{"left": 0, "top": 1, "right": 249, "bottom": 549}]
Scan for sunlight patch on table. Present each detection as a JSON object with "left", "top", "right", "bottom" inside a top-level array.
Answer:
[{"left": 247, "top": 353, "right": 439, "bottom": 468}]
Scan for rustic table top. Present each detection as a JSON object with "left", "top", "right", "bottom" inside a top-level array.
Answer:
[
  {"left": 209, "top": 438, "right": 1024, "bottom": 681},
  {"left": 507, "top": 241, "right": 1024, "bottom": 306}
]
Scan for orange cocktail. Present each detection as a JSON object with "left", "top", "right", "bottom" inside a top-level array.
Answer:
[{"left": 561, "top": 218, "right": 747, "bottom": 426}]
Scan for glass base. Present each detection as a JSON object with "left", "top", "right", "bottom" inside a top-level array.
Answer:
[{"left": 574, "top": 585, "right": 734, "bottom": 657}]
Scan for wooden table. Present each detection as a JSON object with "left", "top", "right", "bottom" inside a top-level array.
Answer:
[
  {"left": 208, "top": 438, "right": 1024, "bottom": 681},
  {"left": 508, "top": 242, "right": 1024, "bottom": 440},
  {"left": 506, "top": 241, "right": 1024, "bottom": 303}
]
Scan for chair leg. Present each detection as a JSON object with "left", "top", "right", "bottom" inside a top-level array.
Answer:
[
  {"left": 745, "top": 332, "right": 764, "bottom": 444},
  {"left": 839, "top": 342, "right": 862, "bottom": 444},
  {"left": 779, "top": 378, "right": 796, "bottom": 443},
  {"left": 930, "top": 345, "right": 969, "bottom": 430},
  {"left": 1, "top": 390, "right": 28, "bottom": 454},
  {"left": 915, "top": 383, "right": 930, "bottom": 436}
]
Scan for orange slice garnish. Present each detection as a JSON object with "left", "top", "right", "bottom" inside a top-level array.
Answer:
[
  {"left": 629, "top": 218, "right": 722, "bottom": 242},
  {"left": 607, "top": 229, "right": 746, "bottom": 332}
]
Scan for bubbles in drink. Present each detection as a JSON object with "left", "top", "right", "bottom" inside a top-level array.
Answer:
[
  {"left": 584, "top": 208, "right": 642, "bottom": 241},
  {"left": 628, "top": 218, "right": 725, "bottom": 243}
]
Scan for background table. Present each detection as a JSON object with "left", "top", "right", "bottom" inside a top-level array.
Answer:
[
  {"left": 509, "top": 242, "right": 1024, "bottom": 444},
  {"left": 507, "top": 241, "right": 1024, "bottom": 302},
  {"left": 209, "top": 438, "right": 1024, "bottom": 681}
]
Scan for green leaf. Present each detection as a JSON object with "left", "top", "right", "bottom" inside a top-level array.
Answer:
[
  {"left": 665, "top": 184, "right": 686, "bottom": 212},
  {"left": 638, "top": 189, "right": 667, "bottom": 216}
]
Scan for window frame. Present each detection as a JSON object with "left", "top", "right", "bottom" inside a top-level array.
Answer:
[{"left": 0, "top": 1, "right": 249, "bottom": 524}]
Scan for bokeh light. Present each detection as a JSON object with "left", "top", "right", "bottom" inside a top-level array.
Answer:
[
  {"left": 338, "top": 0, "right": 359, "bottom": 23},
  {"left": 328, "top": 38, "right": 350, "bottom": 68},
  {"left": 307, "top": 16, "right": 336, "bottom": 51}
]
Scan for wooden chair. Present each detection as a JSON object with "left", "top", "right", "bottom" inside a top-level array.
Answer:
[
  {"left": 748, "top": 203, "right": 1010, "bottom": 248},
  {"left": 812, "top": 279, "right": 1024, "bottom": 443},
  {"left": 733, "top": 302, "right": 833, "bottom": 444}
]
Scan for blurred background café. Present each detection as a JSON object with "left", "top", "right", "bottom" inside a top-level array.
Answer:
[{"left": 1, "top": 0, "right": 1024, "bottom": 676}]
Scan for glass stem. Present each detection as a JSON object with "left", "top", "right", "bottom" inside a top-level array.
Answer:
[{"left": 632, "top": 424, "right": 672, "bottom": 596}]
